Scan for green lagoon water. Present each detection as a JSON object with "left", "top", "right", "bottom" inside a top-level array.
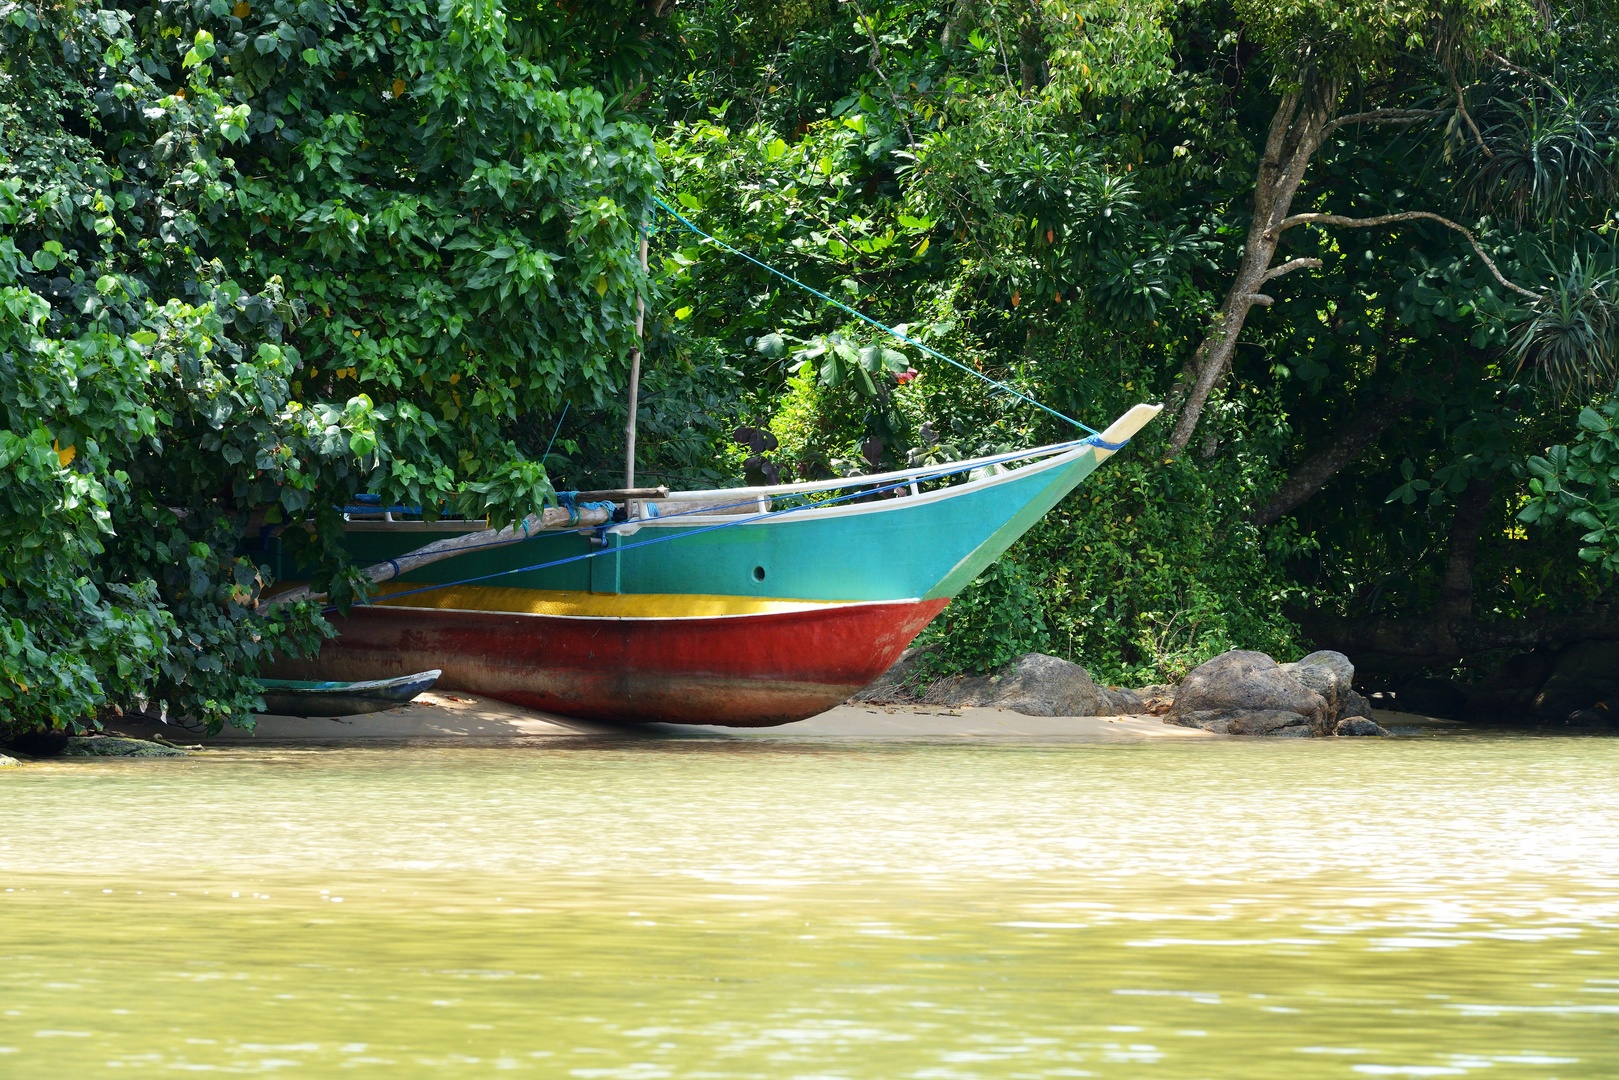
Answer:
[{"left": 1, "top": 734, "right": 1616, "bottom": 1077}]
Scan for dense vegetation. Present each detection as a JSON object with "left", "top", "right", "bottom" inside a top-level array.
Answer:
[{"left": 2, "top": 0, "right": 1615, "bottom": 733}]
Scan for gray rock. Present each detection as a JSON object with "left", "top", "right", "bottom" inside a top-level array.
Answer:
[
  {"left": 922, "top": 653, "right": 1102, "bottom": 717},
  {"left": 1133, "top": 684, "right": 1176, "bottom": 715},
  {"left": 1269, "top": 724, "right": 1316, "bottom": 737},
  {"left": 0, "top": 753, "right": 18, "bottom": 767},
  {"left": 1098, "top": 686, "right": 1147, "bottom": 715},
  {"left": 1227, "top": 710, "right": 1315, "bottom": 736},
  {"left": 1334, "top": 716, "right": 1391, "bottom": 737},
  {"left": 1279, "top": 650, "right": 1356, "bottom": 722},
  {"left": 1534, "top": 640, "right": 1619, "bottom": 723},
  {"left": 1163, "top": 709, "right": 1232, "bottom": 730},
  {"left": 1342, "top": 689, "right": 1374, "bottom": 724},
  {"left": 62, "top": 736, "right": 189, "bottom": 758},
  {"left": 1168, "top": 650, "right": 1329, "bottom": 731}
]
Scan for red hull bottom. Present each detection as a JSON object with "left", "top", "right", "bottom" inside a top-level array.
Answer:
[{"left": 268, "top": 599, "right": 948, "bottom": 726}]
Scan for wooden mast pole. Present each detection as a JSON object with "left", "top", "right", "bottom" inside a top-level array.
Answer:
[{"left": 624, "top": 230, "right": 649, "bottom": 489}]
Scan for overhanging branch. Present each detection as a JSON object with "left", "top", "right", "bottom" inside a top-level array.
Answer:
[
  {"left": 1277, "top": 210, "right": 1541, "bottom": 301},
  {"left": 1262, "top": 256, "right": 1323, "bottom": 282},
  {"left": 1319, "top": 108, "right": 1442, "bottom": 141}
]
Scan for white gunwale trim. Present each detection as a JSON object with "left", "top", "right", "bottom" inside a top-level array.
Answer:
[{"left": 656, "top": 402, "right": 1160, "bottom": 501}]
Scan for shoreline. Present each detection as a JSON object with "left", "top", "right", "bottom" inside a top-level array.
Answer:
[{"left": 85, "top": 692, "right": 1455, "bottom": 746}]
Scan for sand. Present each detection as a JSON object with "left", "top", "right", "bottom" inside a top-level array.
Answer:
[{"left": 102, "top": 691, "right": 1219, "bottom": 745}]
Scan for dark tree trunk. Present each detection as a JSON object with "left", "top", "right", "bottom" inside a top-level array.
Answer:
[
  {"left": 1251, "top": 389, "right": 1416, "bottom": 525},
  {"left": 1017, "top": 1, "right": 1048, "bottom": 92},
  {"left": 1438, "top": 475, "right": 1494, "bottom": 619}
]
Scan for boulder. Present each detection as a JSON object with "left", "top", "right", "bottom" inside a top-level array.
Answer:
[
  {"left": 1270, "top": 724, "right": 1316, "bottom": 737},
  {"left": 1334, "top": 716, "right": 1391, "bottom": 737},
  {"left": 1097, "top": 686, "right": 1147, "bottom": 715},
  {"left": 922, "top": 653, "right": 1102, "bottom": 717},
  {"left": 1279, "top": 651, "right": 1356, "bottom": 722},
  {"left": 0, "top": 753, "right": 18, "bottom": 767},
  {"left": 1534, "top": 641, "right": 1619, "bottom": 723},
  {"left": 1227, "top": 709, "right": 1317, "bottom": 736},
  {"left": 1166, "top": 650, "right": 1330, "bottom": 733},
  {"left": 1133, "top": 684, "right": 1176, "bottom": 715},
  {"left": 61, "top": 736, "right": 189, "bottom": 758},
  {"left": 1342, "top": 689, "right": 1375, "bottom": 723}
]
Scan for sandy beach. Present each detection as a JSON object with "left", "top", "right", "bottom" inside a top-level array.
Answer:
[{"left": 100, "top": 691, "right": 1232, "bottom": 745}]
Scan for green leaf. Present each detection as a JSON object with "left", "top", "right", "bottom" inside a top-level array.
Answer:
[{"left": 755, "top": 332, "right": 786, "bottom": 359}]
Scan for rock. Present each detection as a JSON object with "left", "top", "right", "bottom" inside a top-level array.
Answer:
[
  {"left": 1135, "top": 685, "right": 1175, "bottom": 715},
  {"left": 1397, "top": 676, "right": 1467, "bottom": 719},
  {"left": 1097, "top": 686, "right": 1147, "bottom": 715},
  {"left": 853, "top": 645, "right": 941, "bottom": 702},
  {"left": 1334, "top": 716, "right": 1391, "bottom": 737},
  {"left": 1534, "top": 641, "right": 1619, "bottom": 724},
  {"left": 1279, "top": 651, "right": 1355, "bottom": 722},
  {"left": 61, "top": 736, "right": 189, "bottom": 758},
  {"left": 922, "top": 652, "right": 1102, "bottom": 717},
  {"left": 1164, "top": 709, "right": 1232, "bottom": 731},
  {"left": 1270, "top": 724, "right": 1315, "bottom": 737},
  {"left": 1566, "top": 707, "right": 1613, "bottom": 727},
  {"left": 1342, "top": 689, "right": 1374, "bottom": 723},
  {"left": 1167, "top": 650, "right": 1329, "bottom": 733},
  {"left": 0, "top": 753, "right": 18, "bottom": 767},
  {"left": 1227, "top": 710, "right": 1316, "bottom": 736}
]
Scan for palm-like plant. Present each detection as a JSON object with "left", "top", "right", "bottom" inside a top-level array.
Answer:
[
  {"left": 1512, "top": 254, "right": 1619, "bottom": 394},
  {"left": 1469, "top": 87, "right": 1619, "bottom": 233}
]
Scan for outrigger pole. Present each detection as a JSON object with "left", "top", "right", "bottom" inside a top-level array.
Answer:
[{"left": 624, "top": 229, "right": 649, "bottom": 489}]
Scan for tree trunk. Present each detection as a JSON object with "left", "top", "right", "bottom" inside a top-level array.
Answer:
[
  {"left": 1251, "top": 389, "right": 1416, "bottom": 525},
  {"left": 1017, "top": 1, "right": 1048, "bottom": 93},
  {"left": 1165, "top": 86, "right": 1336, "bottom": 455},
  {"left": 1438, "top": 475, "right": 1494, "bottom": 620}
]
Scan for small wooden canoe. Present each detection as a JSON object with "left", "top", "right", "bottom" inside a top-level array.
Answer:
[{"left": 255, "top": 670, "right": 441, "bottom": 717}]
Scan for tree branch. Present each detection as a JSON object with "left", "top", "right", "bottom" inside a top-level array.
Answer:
[
  {"left": 1262, "top": 256, "right": 1323, "bottom": 282},
  {"left": 1251, "top": 388, "right": 1416, "bottom": 526},
  {"left": 1278, "top": 210, "right": 1541, "bottom": 300},
  {"left": 1454, "top": 80, "right": 1493, "bottom": 157},
  {"left": 1319, "top": 108, "right": 1441, "bottom": 142},
  {"left": 1483, "top": 48, "right": 1568, "bottom": 105}
]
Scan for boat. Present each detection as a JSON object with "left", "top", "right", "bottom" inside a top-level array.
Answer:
[
  {"left": 259, "top": 404, "right": 1160, "bottom": 725},
  {"left": 255, "top": 670, "right": 442, "bottom": 717}
]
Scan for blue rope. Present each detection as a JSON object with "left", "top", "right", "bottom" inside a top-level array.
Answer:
[
  {"left": 329, "top": 437, "right": 1133, "bottom": 613},
  {"left": 542, "top": 401, "right": 569, "bottom": 460},
  {"left": 651, "top": 195, "right": 1103, "bottom": 438}
]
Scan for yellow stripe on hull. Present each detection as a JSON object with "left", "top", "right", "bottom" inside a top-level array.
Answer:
[{"left": 366, "top": 582, "right": 840, "bottom": 619}]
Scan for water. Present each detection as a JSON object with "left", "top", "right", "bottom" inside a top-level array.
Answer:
[{"left": 2, "top": 735, "right": 1616, "bottom": 1077}]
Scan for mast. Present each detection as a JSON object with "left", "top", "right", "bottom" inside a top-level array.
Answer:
[{"left": 624, "top": 230, "right": 649, "bottom": 489}]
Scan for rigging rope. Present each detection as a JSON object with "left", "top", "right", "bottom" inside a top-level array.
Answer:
[{"left": 650, "top": 195, "right": 1103, "bottom": 438}]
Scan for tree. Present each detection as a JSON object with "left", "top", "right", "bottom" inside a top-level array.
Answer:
[
  {"left": 0, "top": 0, "right": 661, "bottom": 733},
  {"left": 1162, "top": 0, "right": 1548, "bottom": 457}
]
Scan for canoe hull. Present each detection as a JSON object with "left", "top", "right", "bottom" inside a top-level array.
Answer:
[
  {"left": 256, "top": 670, "right": 442, "bottom": 718},
  {"left": 269, "top": 598, "right": 948, "bottom": 726}
]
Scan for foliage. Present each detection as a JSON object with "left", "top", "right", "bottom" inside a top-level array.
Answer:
[
  {"left": 1520, "top": 399, "right": 1619, "bottom": 573},
  {"left": 0, "top": 0, "right": 658, "bottom": 734}
]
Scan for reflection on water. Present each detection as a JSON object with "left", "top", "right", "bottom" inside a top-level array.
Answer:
[{"left": 2, "top": 736, "right": 1616, "bottom": 1077}]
